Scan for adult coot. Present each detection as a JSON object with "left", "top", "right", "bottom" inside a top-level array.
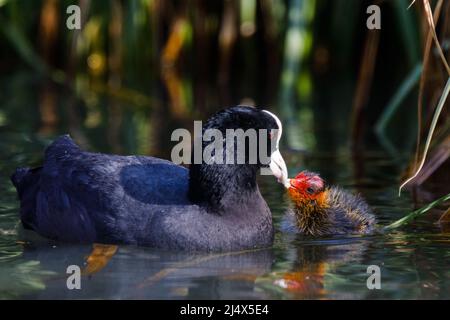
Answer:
[{"left": 11, "top": 106, "right": 288, "bottom": 251}]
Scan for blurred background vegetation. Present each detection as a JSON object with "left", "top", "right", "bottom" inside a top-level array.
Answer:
[{"left": 0, "top": 0, "right": 449, "bottom": 194}]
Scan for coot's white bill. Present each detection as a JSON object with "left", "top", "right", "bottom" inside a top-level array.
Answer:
[
  {"left": 269, "top": 149, "right": 289, "bottom": 188},
  {"left": 263, "top": 109, "right": 290, "bottom": 188}
]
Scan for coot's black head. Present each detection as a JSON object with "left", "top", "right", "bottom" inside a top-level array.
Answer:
[
  {"left": 189, "top": 106, "right": 288, "bottom": 211},
  {"left": 203, "top": 106, "right": 278, "bottom": 132}
]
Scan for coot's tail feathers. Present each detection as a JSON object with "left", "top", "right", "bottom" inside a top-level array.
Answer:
[
  {"left": 11, "top": 135, "right": 80, "bottom": 230},
  {"left": 11, "top": 166, "right": 43, "bottom": 196},
  {"left": 11, "top": 167, "right": 31, "bottom": 190},
  {"left": 11, "top": 166, "right": 43, "bottom": 230},
  {"left": 11, "top": 135, "right": 79, "bottom": 193}
]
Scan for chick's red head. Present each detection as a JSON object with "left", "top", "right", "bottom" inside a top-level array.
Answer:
[{"left": 288, "top": 171, "right": 326, "bottom": 203}]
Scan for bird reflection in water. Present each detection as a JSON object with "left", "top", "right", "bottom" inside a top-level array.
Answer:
[{"left": 257, "top": 239, "right": 368, "bottom": 299}]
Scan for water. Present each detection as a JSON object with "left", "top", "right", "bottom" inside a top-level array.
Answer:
[{"left": 0, "top": 75, "right": 449, "bottom": 300}]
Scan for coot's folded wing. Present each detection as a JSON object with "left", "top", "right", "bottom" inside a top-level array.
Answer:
[{"left": 12, "top": 135, "right": 190, "bottom": 243}]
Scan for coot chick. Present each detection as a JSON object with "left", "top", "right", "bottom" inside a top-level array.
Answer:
[
  {"left": 11, "top": 106, "right": 289, "bottom": 251},
  {"left": 285, "top": 171, "right": 376, "bottom": 236}
]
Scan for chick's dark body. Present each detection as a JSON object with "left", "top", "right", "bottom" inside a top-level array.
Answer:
[{"left": 285, "top": 171, "right": 376, "bottom": 236}]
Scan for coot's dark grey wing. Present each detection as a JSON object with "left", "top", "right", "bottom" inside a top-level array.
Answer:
[{"left": 11, "top": 135, "right": 190, "bottom": 243}]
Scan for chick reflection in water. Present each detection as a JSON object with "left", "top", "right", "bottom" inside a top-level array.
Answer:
[{"left": 257, "top": 241, "right": 369, "bottom": 299}]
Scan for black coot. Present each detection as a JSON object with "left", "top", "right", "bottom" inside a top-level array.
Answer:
[{"left": 11, "top": 106, "right": 288, "bottom": 251}]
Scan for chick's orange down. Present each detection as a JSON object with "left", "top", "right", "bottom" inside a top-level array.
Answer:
[{"left": 286, "top": 171, "right": 376, "bottom": 236}]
